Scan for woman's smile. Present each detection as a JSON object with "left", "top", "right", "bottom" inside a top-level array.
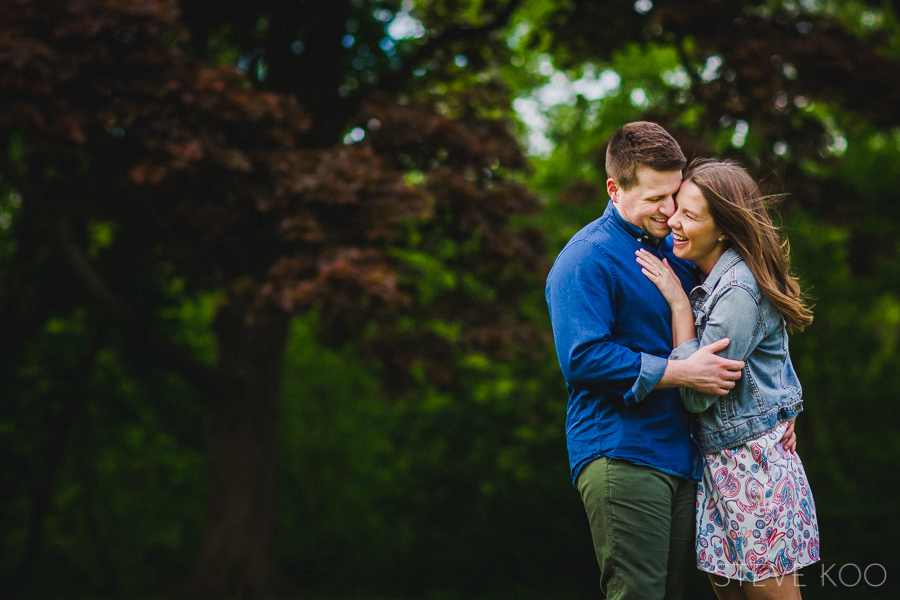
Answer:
[{"left": 668, "top": 180, "right": 725, "bottom": 274}]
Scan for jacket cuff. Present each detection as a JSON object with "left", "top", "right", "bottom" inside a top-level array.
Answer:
[
  {"left": 625, "top": 352, "right": 668, "bottom": 405},
  {"left": 669, "top": 339, "right": 700, "bottom": 361}
]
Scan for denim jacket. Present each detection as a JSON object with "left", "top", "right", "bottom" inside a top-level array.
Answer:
[{"left": 669, "top": 249, "right": 803, "bottom": 452}]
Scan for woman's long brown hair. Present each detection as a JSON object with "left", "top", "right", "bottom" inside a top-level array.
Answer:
[{"left": 685, "top": 159, "right": 813, "bottom": 332}]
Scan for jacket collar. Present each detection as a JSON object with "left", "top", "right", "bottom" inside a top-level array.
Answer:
[
  {"left": 605, "top": 201, "right": 661, "bottom": 247},
  {"left": 698, "top": 248, "right": 744, "bottom": 295}
]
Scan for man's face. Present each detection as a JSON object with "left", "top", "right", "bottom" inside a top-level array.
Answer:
[{"left": 608, "top": 165, "right": 681, "bottom": 239}]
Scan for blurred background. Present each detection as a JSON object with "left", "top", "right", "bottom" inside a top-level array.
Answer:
[{"left": 1, "top": 0, "right": 898, "bottom": 598}]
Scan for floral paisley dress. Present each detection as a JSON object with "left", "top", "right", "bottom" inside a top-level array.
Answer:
[{"left": 696, "top": 421, "right": 820, "bottom": 581}]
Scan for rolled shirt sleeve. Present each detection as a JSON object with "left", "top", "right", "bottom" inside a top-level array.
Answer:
[{"left": 629, "top": 352, "right": 669, "bottom": 404}]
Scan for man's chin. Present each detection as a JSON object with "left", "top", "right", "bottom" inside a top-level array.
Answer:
[{"left": 649, "top": 224, "right": 671, "bottom": 238}]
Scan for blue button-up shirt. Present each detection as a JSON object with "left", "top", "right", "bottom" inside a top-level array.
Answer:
[{"left": 546, "top": 202, "right": 703, "bottom": 483}]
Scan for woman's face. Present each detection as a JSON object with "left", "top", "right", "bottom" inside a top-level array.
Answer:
[{"left": 668, "top": 179, "right": 726, "bottom": 274}]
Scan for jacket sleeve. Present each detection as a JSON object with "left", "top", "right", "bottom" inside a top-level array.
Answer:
[
  {"left": 670, "top": 285, "right": 762, "bottom": 413},
  {"left": 546, "top": 240, "right": 667, "bottom": 405}
]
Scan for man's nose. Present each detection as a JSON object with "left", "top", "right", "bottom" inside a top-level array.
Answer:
[{"left": 660, "top": 195, "right": 676, "bottom": 217}]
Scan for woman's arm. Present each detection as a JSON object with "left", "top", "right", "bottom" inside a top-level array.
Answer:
[
  {"left": 635, "top": 249, "right": 696, "bottom": 347},
  {"left": 670, "top": 285, "right": 761, "bottom": 412}
]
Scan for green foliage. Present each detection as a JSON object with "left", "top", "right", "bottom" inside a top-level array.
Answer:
[
  {"left": 780, "top": 124, "right": 900, "bottom": 569},
  {"left": 0, "top": 307, "right": 207, "bottom": 597},
  {"left": 275, "top": 314, "right": 594, "bottom": 597},
  {"left": 4, "top": 1, "right": 900, "bottom": 598}
]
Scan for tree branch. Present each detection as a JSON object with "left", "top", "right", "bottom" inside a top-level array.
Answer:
[
  {"left": 54, "top": 214, "right": 221, "bottom": 400},
  {"left": 23, "top": 197, "right": 218, "bottom": 400},
  {"left": 675, "top": 37, "right": 703, "bottom": 97},
  {"left": 0, "top": 151, "right": 221, "bottom": 399}
]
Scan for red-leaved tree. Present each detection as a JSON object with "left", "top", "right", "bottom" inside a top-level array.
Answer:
[{"left": 0, "top": 0, "right": 545, "bottom": 596}]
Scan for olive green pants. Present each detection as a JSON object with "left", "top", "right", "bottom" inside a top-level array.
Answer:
[{"left": 576, "top": 457, "right": 696, "bottom": 600}]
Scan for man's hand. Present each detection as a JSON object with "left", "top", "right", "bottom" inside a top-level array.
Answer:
[
  {"left": 780, "top": 419, "right": 797, "bottom": 454},
  {"left": 659, "top": 337, "right": 744, "bottom": 395},
  {"left": 682, "top": 338, "right": 744, "bottom": 394}
]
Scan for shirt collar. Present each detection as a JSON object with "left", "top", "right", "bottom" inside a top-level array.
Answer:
[{"left": 605, "top": 201, "right": 662, "bottom": 248}]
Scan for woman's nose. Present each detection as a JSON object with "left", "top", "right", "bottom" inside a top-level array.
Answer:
[{"left": 667, "top": 213, "right": 680, "bottom": 229}]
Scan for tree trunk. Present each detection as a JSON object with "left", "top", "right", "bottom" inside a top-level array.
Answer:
[{"left": 170, "top": 298, "right": 295, "bottom": 599}]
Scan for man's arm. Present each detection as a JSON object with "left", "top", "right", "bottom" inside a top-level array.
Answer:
[
  {"left": 656, "top": 337, "right": 743, "bottom": 396},
  {"left": 546, "top": 241, "right": 653, "bottom": 404},
  {"left": 664, "top": 287, "right": 762, "bottom": 412}
]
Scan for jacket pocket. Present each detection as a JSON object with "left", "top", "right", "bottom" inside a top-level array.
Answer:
[{"left": 720, "top": 391, "right": 735, "bottom": 422}]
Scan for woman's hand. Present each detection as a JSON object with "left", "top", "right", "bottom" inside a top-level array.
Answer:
[
  {"left": 637, "top": 249, "right": 696, "bottom": 348},
  {"left": 781, "top": 419, "right": 797, "bottom": 455},
  {"left": 636, "top": 249, "right": 690, "bottom": 310}
]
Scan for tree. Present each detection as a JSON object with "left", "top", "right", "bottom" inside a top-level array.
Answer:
[
  {"left": 8, "top": 1, "right": 900, "bottom": 596},
  {"left": 0, "top": 0, "right": 545, "bottom": 596}
]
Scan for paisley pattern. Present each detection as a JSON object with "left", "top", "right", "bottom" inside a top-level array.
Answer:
[{"left": 696, "top": 422, "right": 820, "bottom": 582}]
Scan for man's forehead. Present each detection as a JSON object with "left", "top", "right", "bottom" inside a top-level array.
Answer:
[{"left": 634, "top": 165, "right": 682, "bottom": 193}]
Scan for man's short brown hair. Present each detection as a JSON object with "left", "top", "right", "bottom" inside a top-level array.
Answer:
[{"left": 605, "top": 122, "right": 686, "bottom": 190}]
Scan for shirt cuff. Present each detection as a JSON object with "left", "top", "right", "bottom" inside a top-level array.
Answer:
[
  {"left": 669, "top": 339, "right": 700, "bottom": 361},
  {"left": 624, "top": 352, "right": 668, "bottom": 405}
]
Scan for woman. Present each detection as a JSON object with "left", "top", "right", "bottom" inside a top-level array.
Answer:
[{"left": 635, "top": 159, "right": 819, "bottom": 599}]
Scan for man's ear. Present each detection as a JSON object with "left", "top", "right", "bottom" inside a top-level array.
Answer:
[{"left": 606, "top": 177, "right": 618, "bottom": 202}]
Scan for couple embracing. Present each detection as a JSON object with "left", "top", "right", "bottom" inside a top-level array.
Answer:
[{"left": 546, "top": 122, "right": 820, "bottom": 600}]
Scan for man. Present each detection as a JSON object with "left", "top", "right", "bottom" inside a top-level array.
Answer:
[{"left": 545, "top": 122, "right": 749, "bottom": 600}]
